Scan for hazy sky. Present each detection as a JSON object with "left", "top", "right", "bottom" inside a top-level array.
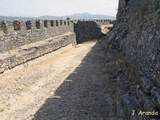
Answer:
[{"left": 0, "top": 0, "right": 119, "bottom": 17}]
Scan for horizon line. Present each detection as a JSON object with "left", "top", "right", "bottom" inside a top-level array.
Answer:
[{"left": 0, "top": 13, "right": 116, "bottom": 18}]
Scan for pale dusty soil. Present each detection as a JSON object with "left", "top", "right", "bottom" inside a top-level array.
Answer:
[
  {"left": 0, "top": 41, "right": 116, "bottom": 120},
  {"left": 0, "top": 41, "right": 97, "bottom": 120}
]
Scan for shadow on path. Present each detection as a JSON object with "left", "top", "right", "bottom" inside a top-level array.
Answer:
[{"left": 32, "top": 41, "right": 114, "bottom": 120}]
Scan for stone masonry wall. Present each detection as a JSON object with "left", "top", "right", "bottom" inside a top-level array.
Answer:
[
  {"left": 102, "top": 0, "right": 160, "bottom": 119},
  {"left": 0, "top": 19, "right": 109, "bottom": 73},
  {"left": 0, "top": 20, "right": 75, "bottom": 73},
  {"left": 0, "top": 20, "right": 73, "bottom": 52},
  {"left": 74, "top": 20, "right": 110, "bottom": 43}
]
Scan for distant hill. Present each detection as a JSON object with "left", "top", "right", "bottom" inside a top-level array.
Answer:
[
  {"left": 0, "top": 16, "right": 34, "bottom": 21},
  {"left": 39, "top": 13, "right": 116, "bottom": 20},
  {"left": 67, "top": 13, "right": 116, "bottom": 20},
  {"left": 0, "top": 13, "right": 116, "bottom": 21}
]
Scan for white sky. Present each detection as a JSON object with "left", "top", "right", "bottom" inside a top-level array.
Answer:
[{"left": 0, "top": 0, "right": 119, "bottom": 17}]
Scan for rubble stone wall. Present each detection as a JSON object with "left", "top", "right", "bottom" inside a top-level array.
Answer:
[
  {"left": 74, "top": 20, "right": 110, "bottom": 43},
  {"left": 0, "top": 20, "right": 74, "bottom": 52},
  {"left": 0, "top": 19, "right": 109, "bottom": 73},
  {"left": 103, "top": 0, "right": 160, "bottom": 119}
]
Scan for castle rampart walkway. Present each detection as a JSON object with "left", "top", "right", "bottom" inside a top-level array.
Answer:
[{"left": 0, "top": 41, "right": 113, "bottom": 120}]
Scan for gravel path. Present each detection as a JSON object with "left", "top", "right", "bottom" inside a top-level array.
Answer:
[
  {"left": 32, "top": 41, "right": 115, "bottom": 120},
  {"left": 0, "top": 41, "right": 115, "bottom": 120}
]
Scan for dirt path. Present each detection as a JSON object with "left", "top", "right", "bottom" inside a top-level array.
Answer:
[{"left": 0, "top": 41, "right": 115, "bottom": 120}]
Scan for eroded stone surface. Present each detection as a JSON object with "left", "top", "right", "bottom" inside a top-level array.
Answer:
[{"left": 100, "top": 0, "right": 160, "bottom": 119}]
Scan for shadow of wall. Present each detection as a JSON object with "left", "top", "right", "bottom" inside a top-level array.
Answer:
[{"left": 32, "top": 41, "right": 115, "bottom": 120}]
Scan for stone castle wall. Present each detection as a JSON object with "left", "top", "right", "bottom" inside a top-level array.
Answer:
[
  {"left": 0, "top": 19, "right": 110, "bottom": 73},
  {"left": 74, "top": 20, "right": 111, "bottom": 43},
  {"left": 0, "top": 20, "right": 74, "bottom": 52},
  {"left": 0, "top": 20, "right": 76, "bottom": 73},
  {"left": 74, "top": 21, "right": 102, "bottom": 43},
  {"left": 102, "top": 0, "right": 160, "bottom": 119}
]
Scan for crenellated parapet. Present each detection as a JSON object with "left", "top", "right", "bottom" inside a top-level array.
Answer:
[
  {"left": 0, "top": 20, "right": 74, "bottom": 52},
  {"left": 94, "top": 19, "right": 112, "bottom": 25},
  {"left": 0, "top": 20, "right": 73, "bottom": 34},
  {"left": 0, "top": 19, "right": 110, "bottom": 73},
  {"left": 0, "top": 19, "right": 110, "bottom": 36},
  {"left": 73, "top": 19, "right": 113, "bottom": 26}
]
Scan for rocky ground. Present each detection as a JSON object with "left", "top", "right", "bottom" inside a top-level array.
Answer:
[
  {"left": 0, "top": 41, "right": 96, "bottom": 120},
  {"left": 1, "top": 36, "right": 139, "bottom": 120},
  {"left": 0, "top": 40, "right": 121, "bottom": 120}
]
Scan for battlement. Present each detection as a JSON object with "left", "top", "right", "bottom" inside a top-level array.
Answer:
[
  {"left": 0, "top": 19, "right": 111, "bottom": 35},
  {"left": 0, "top": 19, "right": 111, "bottom": 34},
  {"left": 0, "top": 19, "right": 110, "bottom": 52},
  {"left": 73, "top": 19, "right": 112, "bottom": 25},
  {"left": 0, "top": 19, "right": 110, "bottom": 73},
  {"left": 0, "top": 20, "right": 72, "bottom": 34},
  {"left": 0, "top": 20, "right": 74, "bottom": 52}
]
